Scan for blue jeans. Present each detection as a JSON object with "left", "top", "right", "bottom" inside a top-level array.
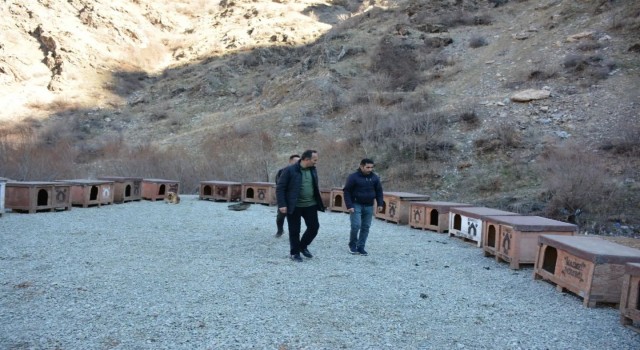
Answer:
[{"left": 349, "top": 203, "right": 374, "bottom": 249}]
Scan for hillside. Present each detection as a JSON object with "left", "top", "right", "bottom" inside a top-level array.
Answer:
[{"left": 1, "top": 0, "right": 639, "bottom": 235}]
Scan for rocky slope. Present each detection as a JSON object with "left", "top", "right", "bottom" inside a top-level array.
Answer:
[{"left": 1, "top": 0, "right": 639, "bottom": 234}]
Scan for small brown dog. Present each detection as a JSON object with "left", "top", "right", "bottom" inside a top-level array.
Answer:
[{"left": 165, "top": 191, "right": 180, "bottom": 204}]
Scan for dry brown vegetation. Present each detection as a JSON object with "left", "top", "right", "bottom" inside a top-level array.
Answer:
[{"left": 0, "top": 0, "right": 639, "bottom": 236}]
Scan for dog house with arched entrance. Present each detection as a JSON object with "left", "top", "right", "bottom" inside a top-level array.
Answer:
[
  {"left": 199, "top": 181, "right": 241, "bottom": 202},
  {"left": 4, "top": 181, "right": 72, "bottom": 213},
  {"left": 98, "top": 176, "right": 142, "bottom": 203},
  {"left": 409, "top": 201, "right": 472, "bottom": 232},
  {"left": 241, "top": 182, "right": 276, "bottom": 205},
  {"left": 481, "top": 215, "right": 577, "bottom": 269},
  {"left": 142, "top": 179, "right": 180, "bottom": 201},
  {"left": 448, "top": 207, "right": 518, "bottom": 247},
  {"left": 533, "top": 235, "right": 640, "bottom": 307},
  {"left": 329, "top": 188, "right": 348, "bottom": 213},
  {"left": 57, "top": 179, "right": 115, "bottom": 207}
]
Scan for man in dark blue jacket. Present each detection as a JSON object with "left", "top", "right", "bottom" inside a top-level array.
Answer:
[
  {"left": 274, "top": 154, "right": 300, "bottom": 237},
  {"left": 343, "top": 158, "right": 384, "bottom": 256},
  {"left": 276, "top": 150, "right": 325, "bottom": 262}
]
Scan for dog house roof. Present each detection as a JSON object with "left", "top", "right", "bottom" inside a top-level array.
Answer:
[
  {"left": 384, "top": 192, "right": 430, "bottom": 200},
  {"left": 57, "top": 179, "right": 114, "bottom": 185},
  {"left": 539, "top": 235, "right": 640, "bottom": 264},
  {"left": 450, "top": 206, "right": 519, "bottom": 219},
  {"left": 6, "top": 181, "right": 65, "bottom": 186},
  {"left": 411, "top": 201, "right": 473, "bottom": 210},
  {"left": 200, "top": 180, "right": 241, "bottom": 185},
  {"left": 484, "top": 215, "right": 578, "bottom": 232},
  {"left": 98, "top": 176, "right": 143, "bottom": 181}
]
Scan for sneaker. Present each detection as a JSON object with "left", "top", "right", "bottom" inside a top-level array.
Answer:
[
  {"left": 290, "top": 254, "right": 303, "bottom": 262},
  {"left": 301, "top": 248, "right": 313, "bottom": 258},
  {"left": 357, "top": 248, "right": 368, "bottom": 256},
  {"left": 275, "top": 229, "right": 284, "bottom": 238},
  {"left": 349, "top": 246, "right": 359, "bottom": 255}
]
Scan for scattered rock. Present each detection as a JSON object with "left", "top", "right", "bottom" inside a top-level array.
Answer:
[{"left": 510, "top": 89, "right": 551, "bottom": 102}]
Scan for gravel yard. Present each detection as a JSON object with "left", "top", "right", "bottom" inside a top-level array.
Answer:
[{"left": 1, "top": 195, "right": 638, "bottom": 349}]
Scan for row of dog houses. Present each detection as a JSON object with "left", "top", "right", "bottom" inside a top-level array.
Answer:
[
  {"left": 0, "top": 177, "right": 179, "bottom": 214},
  {"left": 1, "top": 178, "right": 639, "bottom": 331},
  {"left": 199, "top": 180, "right": 640, "bottom": 332}
]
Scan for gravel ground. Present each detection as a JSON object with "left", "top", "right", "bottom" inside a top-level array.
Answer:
[{"left": 1, "top": 195, "right": 638, "bottom": 350}]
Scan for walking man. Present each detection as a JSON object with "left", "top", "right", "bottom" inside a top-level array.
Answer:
[
  {"left": 275, "top": 154, "right": 300, "bottom": 237},
  {"left": 343, "top": 158, "right": 384, "bottom": 256},
  {"left": 276, "top": 150, "right": 325, "bottom": 262}
]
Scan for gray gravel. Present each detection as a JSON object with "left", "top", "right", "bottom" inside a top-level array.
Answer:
[{"left": 1, "top": 195, "right": 638, "bottom": 349}]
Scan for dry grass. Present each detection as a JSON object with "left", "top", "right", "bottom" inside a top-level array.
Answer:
[{"left": 536, "top": 141, "right": 621, "bottom": 229}]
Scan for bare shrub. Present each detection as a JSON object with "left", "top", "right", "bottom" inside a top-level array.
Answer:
[
  {"left": 350, "top": 104, "right": 450, "bottom": 162},
  {"left": 469, "top": 35, "right": 488, "bottom": 48},
  {"left": 459, "top": 110, "right": 480, "bottom": 126},
  {"left": 0, "top": 125, "right": 78, "bottom": 181},
  {"left": 315, "top": 138, "right": 358, "bottom": 188},
  {"left": 600, "top": 116, "right": 640, "bottom": 156},
  {"left": 563, "top": 53, "right": 615, "bottom": 81},
  {"left": 371, "top": 35, "right": 421, "bottom": 91},
  {"left": 536, "top": 141, "right": 620, "bottom": 228},
  {"left": 576, "top": 40, "right": 602, "bottom": 51},
  {"left": 474, "top": 122, "right": 521, "bottom": 154},
  {"left": 440, "top": 11, "right": 492, "bottom": 28}
]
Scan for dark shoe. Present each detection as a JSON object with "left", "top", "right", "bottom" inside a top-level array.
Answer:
[
  {"left": 290, "top": 254, "right": 303, "bottom": 262},
  {"left": 357, "top": 248, "right": 368, "bottom": 256},
  {"left": 349, "top": 246, "right": 359, "bottom": 255},
  {"left": 275, "top": 229, "right": 284, "bottom": 238},
  {"left": 301, "top": 248, "right": 313, "bottom": 258}
]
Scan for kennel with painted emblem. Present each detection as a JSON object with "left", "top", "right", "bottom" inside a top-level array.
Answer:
[
  {"left": 533, "top": 235, "right": 640, "bottom": 307},
  {"left": 142, "top": 179, "right": 180, "bottom": 201},
  {"left": 200, "top": 181, "right": 242, "bottom": 202},
  {"left": 409, "top": 201, "right": 472, "bottom": 232},
  {"left": 448, "top": 207, "right": 519, "bottom": 247},
  {"left": 375, "top": 192, "right": 430, "bottom": 225},
  {"left": 620, "top": 262, "right": 640, "bottom": 332},
  {"left": 5, "top": 181, "right": 72, "bottom": 213},
  {"left": 57, "top": 179, "right": 115, "bottom": 207},
  {"left": 98, "top": 176, "right": 142, "bottom": 203},
  {"left": 241, "top": 182, "right": 276, "bottom": 205},
  {"left": 482, "top": 215, "right": 577, "bottom": 269}
]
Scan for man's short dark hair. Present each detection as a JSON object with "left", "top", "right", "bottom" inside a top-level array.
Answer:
[
  {"left": 289, "top": 154, "right": 300, "bottom": 160},
  {"left": 301, "top": 150, "right": 317, "bottom": 160},
  {"left": 360, "top": 158, "right": 375, "bottom": 166}
]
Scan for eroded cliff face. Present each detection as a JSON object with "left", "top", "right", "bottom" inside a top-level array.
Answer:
[{"left": 0, "top": 0, "right": 335, "bottom": 121}]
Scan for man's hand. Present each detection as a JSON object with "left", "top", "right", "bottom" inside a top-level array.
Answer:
[
  {"left": 347, "top": 208, "right": 354, "bottom": 213},
  {"left": 377, "top": 206, "right": 383, "bottom": 213},
  {"left": 279, "top": 207, "right": 287, "bottom": 214}
]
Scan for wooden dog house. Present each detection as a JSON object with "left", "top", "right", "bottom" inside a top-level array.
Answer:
[
  {"left": 533, "top": 235, "right": 640, "bottom": 307},
  {"left": 241, "top": 182, "right": 276, "bottom": 205},
  {"left": 482, "top": 215, "right": 577, "bottom": 269},
  {"left": 409, "top": 201, "right": 472, "bottom": 233},
  {"left": 199, "top": 181, "right": 242, "bottom": 202},
  {"left": 620, "top": 262, "right": 640, "bottom": 332},
  {"left": 0, "top": 177, "right": 6, "bottom": 217},
  {"left": 329, "top": 188, "right": 349, "bottom": 213},
  {"left": 448, "top": 207, "right": 519, "bottom": 247},
  {"left": 5, "top": 181, "right": 72, "bottom": 213},
  {"left": 319, "top": 188, "right": 331, "bottom": 209},
  {"left": 98, "top": 176, "right": 142, "bottom": 203},
  {"left": 57, "top": 179, "right": 115, "bottom": 207},
  {"left": 142, "top": 179, "right": 180, "bottom": 201},
  {"left": 375, "top": 192, "right": 430, "bottom": 225}
]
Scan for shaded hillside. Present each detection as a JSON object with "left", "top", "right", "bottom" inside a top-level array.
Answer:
[{"left": 1, "top": 0, "right": 639, "bottom": 235}]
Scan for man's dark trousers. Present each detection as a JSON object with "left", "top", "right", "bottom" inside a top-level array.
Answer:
[{"left": 287, "top": 205, "right": 320, "bottom": 255}]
